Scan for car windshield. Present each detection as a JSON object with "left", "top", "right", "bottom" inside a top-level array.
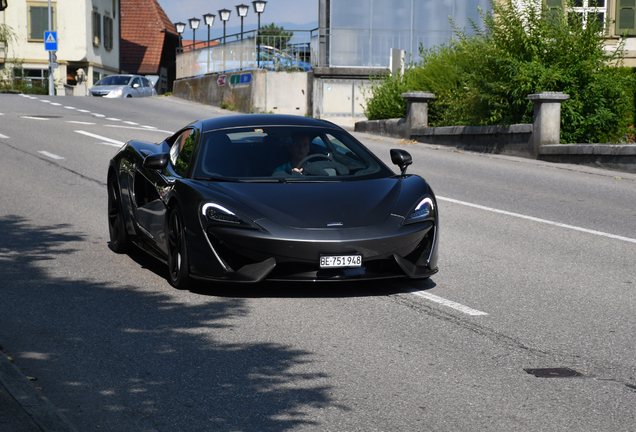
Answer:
[
  {"left": 95, "top": 76, "right": 131, "bottom": 86},
  {"left": 193, "top": 126, "right": 391, "bottom": 182}
]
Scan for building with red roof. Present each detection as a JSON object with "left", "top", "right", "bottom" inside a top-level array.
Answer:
[{"left": 120, "top": 0, "right": 180, "bottom": 93}]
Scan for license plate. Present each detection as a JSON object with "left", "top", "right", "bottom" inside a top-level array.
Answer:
[{"left": 319, "top": 255, "right": 362, "bottom": 269}]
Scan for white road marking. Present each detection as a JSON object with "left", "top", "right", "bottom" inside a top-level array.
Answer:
[
  {"left": 96, "top": 142, "right": 124, "bottom": 148},
  {"left": 438, "top": 196, "right": 636, "bottom": 244},
  {"left": 106, "top": 118, "right": 121, "bottom": 121},
  {"left": 40, "top": 100, "right": 51, "bottom": 103},
  {"left": 38, "top": 151, "right": 64, "bottom": 160},
  {"left": 141, "top": 125, "right": 157, "bottom": 129},
  {"left": 75, "top": 130, "right": 125, "bottom": 146},
  {"left": 67, "top": 121, "right": 96, "bottom": 125},
  {"left": 21, "top": 116, "right": 50, "bottom": 120},
  {"left": 51, "top": 103, "right": 62, "bottom": 106},
  {"left": 0, "top": 133, "right": 9, "bottom": 139},
  {"left": 123, "top": 121, "right": 139, "bottom": 125},
  {"left": 64, "top": 106, "right": 76, "bottom": 110},
  {"left": 92, "top": 113, "right": 106, "bottom": 118},
  {"left": 409, "top": 290, "right": 489, "bottom": 316},
  {"left": 77, "top": 109, "right": 90, "bottom": 113},
  {"left": 105, "top": 125, "right": 173, "bottom": 133}
]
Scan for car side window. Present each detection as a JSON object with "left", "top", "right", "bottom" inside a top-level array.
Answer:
[
  {"left": 170, "top": 129, "right": 197, "bottom": 177},
  {"left": 132, "top": 77, "right": 141, "bottom": 88},
  {"left": 142, "top": 77, "right": 150, "bottom": 87}
]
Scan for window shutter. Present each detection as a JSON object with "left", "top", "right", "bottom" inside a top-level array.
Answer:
[{"left": 616, "top": 0, "right": 636, "bottom": 35}]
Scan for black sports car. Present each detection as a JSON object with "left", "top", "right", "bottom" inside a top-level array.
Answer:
[{"left": 107, "top": 114, "right": 438, "bottom": 287}]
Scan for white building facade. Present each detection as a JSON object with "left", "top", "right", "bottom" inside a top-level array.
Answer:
[{"left": 1, "top": 0, "right": 120, "bottom": 92}]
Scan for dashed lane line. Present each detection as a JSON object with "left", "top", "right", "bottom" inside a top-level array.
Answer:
[
  {"left": 104, "top": 125, "right": 173, "bottom": 134},
  {"left": 75, "top": 130, "right": 125, "bottom": 147},
  {"left": 408, "top": 290, "right": 489, "bottom": 316},
  {"left": 0, "top": 133, "right": 9, "bottom": 139},
  {"left": 38, "top": 151, "right": 64, "bottom": 160}
]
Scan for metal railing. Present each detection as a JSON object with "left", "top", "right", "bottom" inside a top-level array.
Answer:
[{"left": 176, "top": 29, "right": 318, "bottom": 79}]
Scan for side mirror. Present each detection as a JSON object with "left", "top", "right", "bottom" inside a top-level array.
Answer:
[
  {"left": 390, "top": 149, "right": 412, "bottom": 176},
  {"left": 143, "top": 153, "right": 169, "bottom": 170},
  {"left": 132, "top": 83, "right": 140, "bottom": 88}
]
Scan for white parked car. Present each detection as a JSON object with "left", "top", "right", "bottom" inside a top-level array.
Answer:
[{"left": 89, "top": 74, "right": 157, "bottom": 98}]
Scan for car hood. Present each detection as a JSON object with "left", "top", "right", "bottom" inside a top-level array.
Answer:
[
  {"left": 210, "top": 179, "right": 402, "bottom": 229},
  {"left": 90, "top": 85, "right": 125, "bottom": 93}
]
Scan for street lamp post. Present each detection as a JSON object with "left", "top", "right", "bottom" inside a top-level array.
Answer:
[
  {"left": 203, "top": 13, "right": 215, "bottom": 74},
  {"left": 236, "top": 4, "right": 249, "bottom": 41},
  {"left": 219, "top": 9, "right": 231, "bottom": 72},
  {"left": 175, "top": 22, "right": 186, "bottom": 48},
  {"left": 219, "top": 9, "right": 231, "bottom": 45},
  {"left": 252, "top": 1, "right": 267, "bottom": 68},
  {"left": 189, "top": 17, "right": 201, "bottom": 50}
]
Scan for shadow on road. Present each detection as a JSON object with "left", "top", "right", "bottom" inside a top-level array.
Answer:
[{"left": 0, "top": 215, "right": 354, "bottom": 431}]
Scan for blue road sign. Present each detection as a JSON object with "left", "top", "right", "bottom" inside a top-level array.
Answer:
[{"left": 44, "top": 31, "right": 58, "bottom": 51}]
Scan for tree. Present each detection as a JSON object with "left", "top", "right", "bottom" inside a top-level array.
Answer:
[
  {"left": 363, "top": 0, "right": 636, "bottom": 143},
  {"left": 257, "top": 23, "right": 293, "bottom": 49}
]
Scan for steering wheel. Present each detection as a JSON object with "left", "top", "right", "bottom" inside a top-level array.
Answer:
[{"left": 295, "top": 153, "right": 334, "bottom": 170}]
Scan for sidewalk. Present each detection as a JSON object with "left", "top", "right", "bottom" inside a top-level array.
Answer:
[{"left": 0, "top": 350, "right": 77, "bottom": 432}]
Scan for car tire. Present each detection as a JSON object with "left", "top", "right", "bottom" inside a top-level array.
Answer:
[
  {"left": 107, "top": 173, "right": 130, "bottom": 253},
  {"left": 126, "top": 95, "right": 132, "bottom": 98},
  {"left": 167, "top": 207, "right": 191, "bottom": 289}
]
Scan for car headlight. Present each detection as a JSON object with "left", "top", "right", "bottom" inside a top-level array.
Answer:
[
  {"left": 405, "top": 197, "right": 435, "bottom": 224},
  {"left": 109, "top": 88, "right": 123, "bottom": 97},
  {"left": 201, "top": 203, "right": 258, "bottom": 229}
]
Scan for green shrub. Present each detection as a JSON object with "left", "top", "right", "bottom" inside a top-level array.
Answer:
[{"left": 363, "top": 0, "right": 636, "bottom": 143}]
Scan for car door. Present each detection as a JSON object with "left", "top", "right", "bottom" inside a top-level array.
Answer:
[
  {"left": 130, "top": 77, "right": 144, "bottom": 97},
  {"left": 133, "top": 129, "right": 198, "bottom": 253},
  {"left": 141, "top": 77, "right": 152, "bottom": 97}
]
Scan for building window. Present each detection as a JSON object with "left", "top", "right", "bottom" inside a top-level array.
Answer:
[
  {"left": 616, "top": 0, "right": 636, "bottom": 35},
  {"left": 104, "top": 15, "right": 114, "bottom": 50},
  {"left": 570, "top": 0, "right": 606, "bottom": 29},
  {"left": 93, "top": 9, "right": 101, "bottom": 46},
  {"left": 27, "top": 1, "right": 56, "bottom": 41}
]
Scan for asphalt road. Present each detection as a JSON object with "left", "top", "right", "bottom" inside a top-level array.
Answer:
[{"left": 1, "top": 94, "right": 635, "bottom": 431}]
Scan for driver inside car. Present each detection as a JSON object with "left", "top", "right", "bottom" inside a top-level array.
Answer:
[{"left": 273, "top": 132, "right": 312, "bottom": 174}]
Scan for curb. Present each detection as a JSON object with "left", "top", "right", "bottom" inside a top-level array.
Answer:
[{"left": 0, "top": 351, "right": 77, "bottom": 432}]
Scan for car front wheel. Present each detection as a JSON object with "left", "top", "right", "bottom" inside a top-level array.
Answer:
[{"left": 167, "top": 207, "right": 191, "bottom": 289}]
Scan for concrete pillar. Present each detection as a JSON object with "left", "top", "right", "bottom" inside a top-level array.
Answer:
[
  {"left": 527, "top": 92, "right": 569, "bottom": 157},
  {"left": 401, "top": 91, "right": 435, "bottom": 136}
]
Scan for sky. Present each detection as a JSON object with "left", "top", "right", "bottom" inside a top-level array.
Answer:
[{"left": 157, "top": 0, "right": 319, "bottom": 42}]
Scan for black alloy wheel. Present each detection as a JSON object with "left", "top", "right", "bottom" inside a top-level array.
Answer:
[
  {"left": 167, "top": 207, "right": 191, "bottom": 289},
  {"left": 107, "top": 173, "right": 130, "bottom": 253}
]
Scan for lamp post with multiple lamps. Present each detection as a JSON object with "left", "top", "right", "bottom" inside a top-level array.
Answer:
[
  {"left": 189, "top": 17, "right": 201, "bottom": 49},
  {"left": 252, "top": 1, "right": 267, "bottom": 68},
  {"left": 176, "top": 4, "right": 267, "bottom": 74},
  {"left": 203, "top": 13, "right": 216, "bottom": 73}
]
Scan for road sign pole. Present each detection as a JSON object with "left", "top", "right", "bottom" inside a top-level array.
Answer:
[{"left": 48, "top": 0, "right": 54, "bottom": 96}]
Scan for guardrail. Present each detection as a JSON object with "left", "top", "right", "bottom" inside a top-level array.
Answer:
[{"left": 176, "top": 29, "right": 317, "bottom": 78}]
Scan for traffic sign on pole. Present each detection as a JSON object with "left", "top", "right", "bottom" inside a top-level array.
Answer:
[{"left": 44, "top": 31, "right": 58, "bottom": 51}]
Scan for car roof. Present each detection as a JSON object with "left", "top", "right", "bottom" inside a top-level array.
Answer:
[{"left": 200, "top": 114, "right": 344, "bottom": 132}]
